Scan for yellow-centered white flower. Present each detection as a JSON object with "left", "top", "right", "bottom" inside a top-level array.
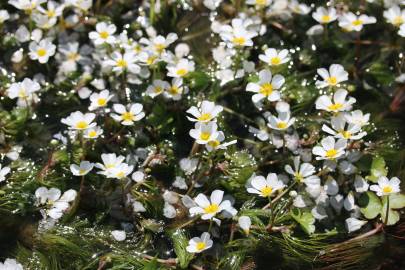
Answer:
[
  {"left": 383, "top": 5, "right": 405, "bottom": 27},
  {"left": 29, "top": 39, "right": 56, "bottom": 64},
  {"left": 111, "top": 103, "right": 145, "bottom": 125},
  {"left": 315, "top": 64, "right": 348, "bottom": 88},
  {"left": 247, "top": 173, "right": 285, "bottom": 197},
  {"left": 189, "top": 122, "right": 220, "bottom": 145},
  {"left": 89, "top": 22, "right": 116, "bottom": 45},
  {"left": 315, "top": 89, "right": 356, "bottom": 113},
  {"left": 61, "top": 111, "right": 96, "bottom": 130},
  {"left": 338, "top": 12, "right": 376, "bottom": 32},
  {"left": 70, "top": 161, "right": 94, "bottom": 176},
  {"left": 246, "top": 69, "right": 284, "bottom": 103},
  {"left": 370, "top": 176, "right": 401, "bottom": 196},
  {"left": 259, "top": 48, "right": 290, "bottom": 66},
  {"left": 89, "top": 90, "right": 114, "bottom": 111},
  {"left": 186, "top": 232, "right": 213, "bottom": 253},
  {"left": 189, "top": 189, "right": 237, "bottom": 220},
  {"left": 312, "top": 7, "right": 338, "bottom": 24},
  {"left": 186, "top": 100, "right": 223, "bottom": 123},
  {"left": 312, "top": 136, "right": 347, "bottom": 160}
]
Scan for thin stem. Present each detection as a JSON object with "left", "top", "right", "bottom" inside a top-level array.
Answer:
[{"left": 384, "top": 195, "right": 390, "bottom": 224}]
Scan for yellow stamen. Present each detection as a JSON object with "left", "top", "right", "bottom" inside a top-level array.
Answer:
[
  {"left": 255, "top": 0, "right": 266, "bottom": 5},
  {"left": 116, "top": 59, "right": 128, "bottom": 68},
  {"left": 340, "top": 130, "right": 351, "bottom": 139},
  {"left": 232, "top": 37, "right": 246, "bottom": 46},
  {"left": 270, "top": 57, "right": 281, "bottom": 65},
  {"left": 208, "top": 140, "right": 220, "bottom": 148},
  {"left": 37, "top": 48, "right": 47, "bottom": 57},
  {"left": 197, "top": 113, "right": 212, "bottom": 122},
  {"left": 46, "top": 10, "right": 56, "bottom": 17},
  {"left": 169, "top": 86, "right": 180, "bottom": 95},
  {"left": 196, "top": 242, "right": 206, "bottom": 251},
  {"left": 79, "top": 169, "right": 86, "bottom": 175},
  {"left": 75, "top": 121, "right": 88, "bottom": 129},
  {"left": 146, "top": 56, "right": 157, "bottom": 65},
  {"left": 176, "top": 69, "right": 188, "bottom": 76},
  {"left": 383, "top": 186, "right": 393, "bottom": 193},
  {"left": 88, "top": 130, "right": 97, "bottom": 138},
  {"left": 276, "top": 121, "right": 288, "bottom": 129},
  {"left": 67, "top": 52, "right": 79, "bottom": 61},
  {"left": 326, "top": 149, "right": 337, "bottom": 159},
  {"left": 99, "top": 31, "right": 109, "bottom": 39},
  {"left": 154, "top": 86, "right": 163, "bottom": 93},
  {"left": 352, "top": 19, "right": 363, "bottom": 26},
  {"left": 260, "top": 186, "right": 273, "bottom": 197},
  {"left": 321, "top": 15, "right": 331, "bottom": 23},
  {"left": 327, "top": 76, "right": 337, "bottom": 85},
  {"left": 200, "top": 132, "right": 211, "bottom": 141},
  {"left": 393, "top": 16, "right": 404, "bottom": 26},
  {"left": 294, "top": 173, "right": 304, "bottom": 182},
  {"left": 259, "top": 83, "right": 273, "bottom": 96},
  {"left": 97, "top": 98, "right": 107, "bottom": 106},
  {"left": 121, "top": 112, "right": 134, "bottom": 122},
  {"left": 155, "top": 43, "right": 166, "bottom": 53},
  {"left": 204, "top": 203, "right": 219, "bottom": 214},
  {"left": 327, "top": 103, "right": 343, "bottom": 111}
]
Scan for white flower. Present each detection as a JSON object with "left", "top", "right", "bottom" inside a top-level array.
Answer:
[
  {"left": 354, "top": 175, "right": 369, "bottom": 193},
  {"left": 247, "top": 173, "right": 285, "bottom": 197},
  {"left": 289, "top": 0, "right": 311, "bottom": 15},
  {"left": 370, "top": 176, "right": 401, "bottom": 196},
  {"left": 186, "top": 232, "right": 213, "bottom": 253},
  {"left": 284, "top": 156, "right": 316, "bottom": 183},
  {"left": 146, "top": 79, "right": 170, "bottom": 98},
  {"left": 108, "top": 163, "right": 134, "bottom": 179},
  {"left": 246, "top": 70, "right": 283, "bottom": 103},
  {"left": 258, "top": 48, "right": 290, "bottom": 66},
  {"left": 312, "top": 7, "right": 338, "bottom": 24},
  {"left": 70, "top": 161, "right": 94, "bottom": 176},
  {"left": 344, "top": 192, "right": 356, "bottom": 211},
  {"left": 0, "top": 10, "right": 10, "bottom": 24},
  {"left": 267, "top": 110, "right": 295, "bottom": 131},
  {"left": 205, "top": 132, "right": 237, "bottom": 152},
  {"left": 315, "top": 89, "right": 356, "bottom": 113},
  {"left": 180, "top": 158, "right": 198, "bottom": 175},
  {"left": 172, "top": 176, "right": 188, "bottom": 190},
  {"left": 338, "top": 12, "right": 376, "bottom": 32},
  {"left": 189, "top": 122, "right": 220, "bottom": 145},
  {"left": 0, "top": 258, "right": 23, "bottom": 270},
  {"left": 400, "top": 24, "right": 405, "bottom": 36},
  {"left": 189, "top": 189, "right": 237, "bottom": 220},
  {"left": 322, "top": 113, "right": 367, "bottom": 140},
  {"left": 61, "top": 111, "right": 96, "bottom": 130},
  {"left": 245, "top": 0, "right": 272, "bottom": 8},
  {"left": 8, "top": 0, "right": 45, "bottom": 12},
  {"left": 35, "top": 187, "right": 77, "bottom": 219},
  {"left": 29, "top": 39, "right": 56, "bottom": 64},
  {"left": 37, "top": 1, "right": 64, "bottom": 19},
  {"left": 96, "top": 153, "right": 125, "bottom": 175},
  {"left": 140, "top": 33, "right": 178, "bottom": 54},
  {"left": 104, "top": 52, "right": 140, "bottom": 74},
  {"left": 7, "top": 78, "right": 40, "bottom": 107},
  {"left": 132, "top": 171, "right": 145, "bottom": 183},
  {"left": 203, "top": 0, "right": 222, "bottom": 10},
  {"left": 83, "top": 126, "right": 103, "bottom": 139},
  {"left": 312, "top": 136, "right": 347, "bottom": 160},
  {"left": 186, "top": 100, "right": 223, "bottom": 123},
  {"left": 88, "top": 90, "right": 113, "bottom": 111},
  {"left": 133, "top": 200, "right": 146, "bottom": 212},
  {"left": 0, "top": 165, "right": 11, "bottom": 182},
  {"left": 238, "top": 216, "right": 252, "bottom": 235},
  {"left": 111, "top": 103, "right": 145, "bottom": 125},
  {"left": 345, "top": 217, "right": 367, "bottom": 233},
  {"left": 163, "top": 202, "right": 177, "bottom": 218},
  {"left": 164, "top": 78, "right": 186, "bottom": 100},
  {"left": 344, "top": 110, "right": 370, "bottom": 127},
  {"left": 219, "top": 19, "right": 258, "bottom": 47},
  {"left": 111, "top": 230, "right": 126, "bottom": 241},
  {"left": 167, "top": 58, "right": 195, "bottom": 78},
  {"left": 89, "top": 22, "right": 116, "bottom": 45},
  {"left": 315, "top": 64, "right": 348, "bottom": 88},
  {"left": 384, "top": 5, "right": 405, "bottom": 27}
]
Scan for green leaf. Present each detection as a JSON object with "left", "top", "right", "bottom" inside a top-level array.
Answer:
[
  {"left": 388, "top": 193, "right": 405, "bottom": 209},
  {"left": 366, "top": 156, "right": 387, "bottom": 183},
  {"left": 142, "top": 258, "right": 158, "bottom": 270},
  {"left": 167, "top": 229, "right": 193, "bottom": 269},
  {"left": 359, "top": 192, "right": 382, "bottom": 219},
  {"left": 380, "top": 205, "right": 400, "bottom": 226},
  {"left": 291, "top": 208, "right": 315, "bottom": 235}
]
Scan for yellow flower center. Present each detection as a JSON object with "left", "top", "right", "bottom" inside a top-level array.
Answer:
[
  {"left": 352, "top": 19, "right": 363, "bottom": 26},
  {"left": 154, "top": 86, "right": 163, "bottom": 93},
  {"left": 232, "top": 37, "right": 246, "bottom": 46},
  {"left": 270, "top": 57, "right": 281, "bottom": 65},
  {"left": 46, "top": 10, "right": 56, "bottom": 17},
  {"left": 294, "top": 173, "right": 304, "bottom": 182},
  {"left": 327, "top": 76, "right": 338, "bottom": 85},
  {"left": 99, "top": 31, "right": 109, "bottom": 39},
  {"left": 67, "top": 52, "right": 79, "bottom": 61},
  {"left": 326, "top": 149, "right": 338, "bottom": 159},
  {"left": 155, "top": 43, "right": 166, "bottom": 53},
  {"left": 260, "top": 186, "right": 273, "bottom": 197},
  {"left": 97, "top": 98, "right": 107, "bottom": 106},
  {"left": 197, "top": 113, "right": 212, "bottom": 122},
  {"left": 204, "top": 203, "right": 219, "bottom": 214},
  {"left": 88, "top": 130, "right": 98, "bottom": 138},
  {"left": 169, "top": 86, "right": 180, "bottom": 95},
  {"left": 340, "top": 130, "right": 351, "bottom": 139},
  {"left": 208, "top": 140, "right": 220, "bottom": 148},
  {"left": 176, "top": 68, "right": 188, "bottom": 76},
  {"left": 200, "top": 132, "right": 211, "bottom": 141},
  {"left": 196, "top": 242, "right": 206, "bottom": 251},
  {"left": 79, "top": 169, "right": 87, "bottom": 175},
  {"left": 18, "top": 89, "right": 27, "bottom": 98},
  {"left": 255, "top": 0, "right": 266, "bottom": 5},
  {"left": 116, "top": 59, "right": 127, "bottom": 68},
  {"left": 276, "top": 121, "right": 288, "bottom": 129},
  {"left": 321, "top": 15, "right": 331, "bottom": 23},
  {"left": 259, "top": 83, "right": 273, "bottom": 96},
  {"left": 393, "top": 16, "right": 404, "bottom": 26},
  {"left": 75, "top": 121, "right": 88, "bottom": 129},
  {"left": 327, "top": 103, "right": 343, "bottom": 111},
  {"left": 37, "top": 48, "right": 47, "bottom": 57},
  {"left": 146, "top": 56, "right": 157, "bottom": 65},
  {"left": 121, "top": 112, "right": 134, "bottom": 122},
  {"left": 382, "top": 186, "right": 393, "bottom": 193},
  {"left": 116, "top": 171, "right": 125, "bottom": 178}
]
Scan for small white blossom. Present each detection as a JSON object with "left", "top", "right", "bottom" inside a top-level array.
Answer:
[{"left": 186, "top": 232, "right": 213, "bottom": 253}]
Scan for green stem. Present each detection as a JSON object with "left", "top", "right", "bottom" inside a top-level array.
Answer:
[{"left": 384, "top": 195, "right": 390, "bottom": 224}]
